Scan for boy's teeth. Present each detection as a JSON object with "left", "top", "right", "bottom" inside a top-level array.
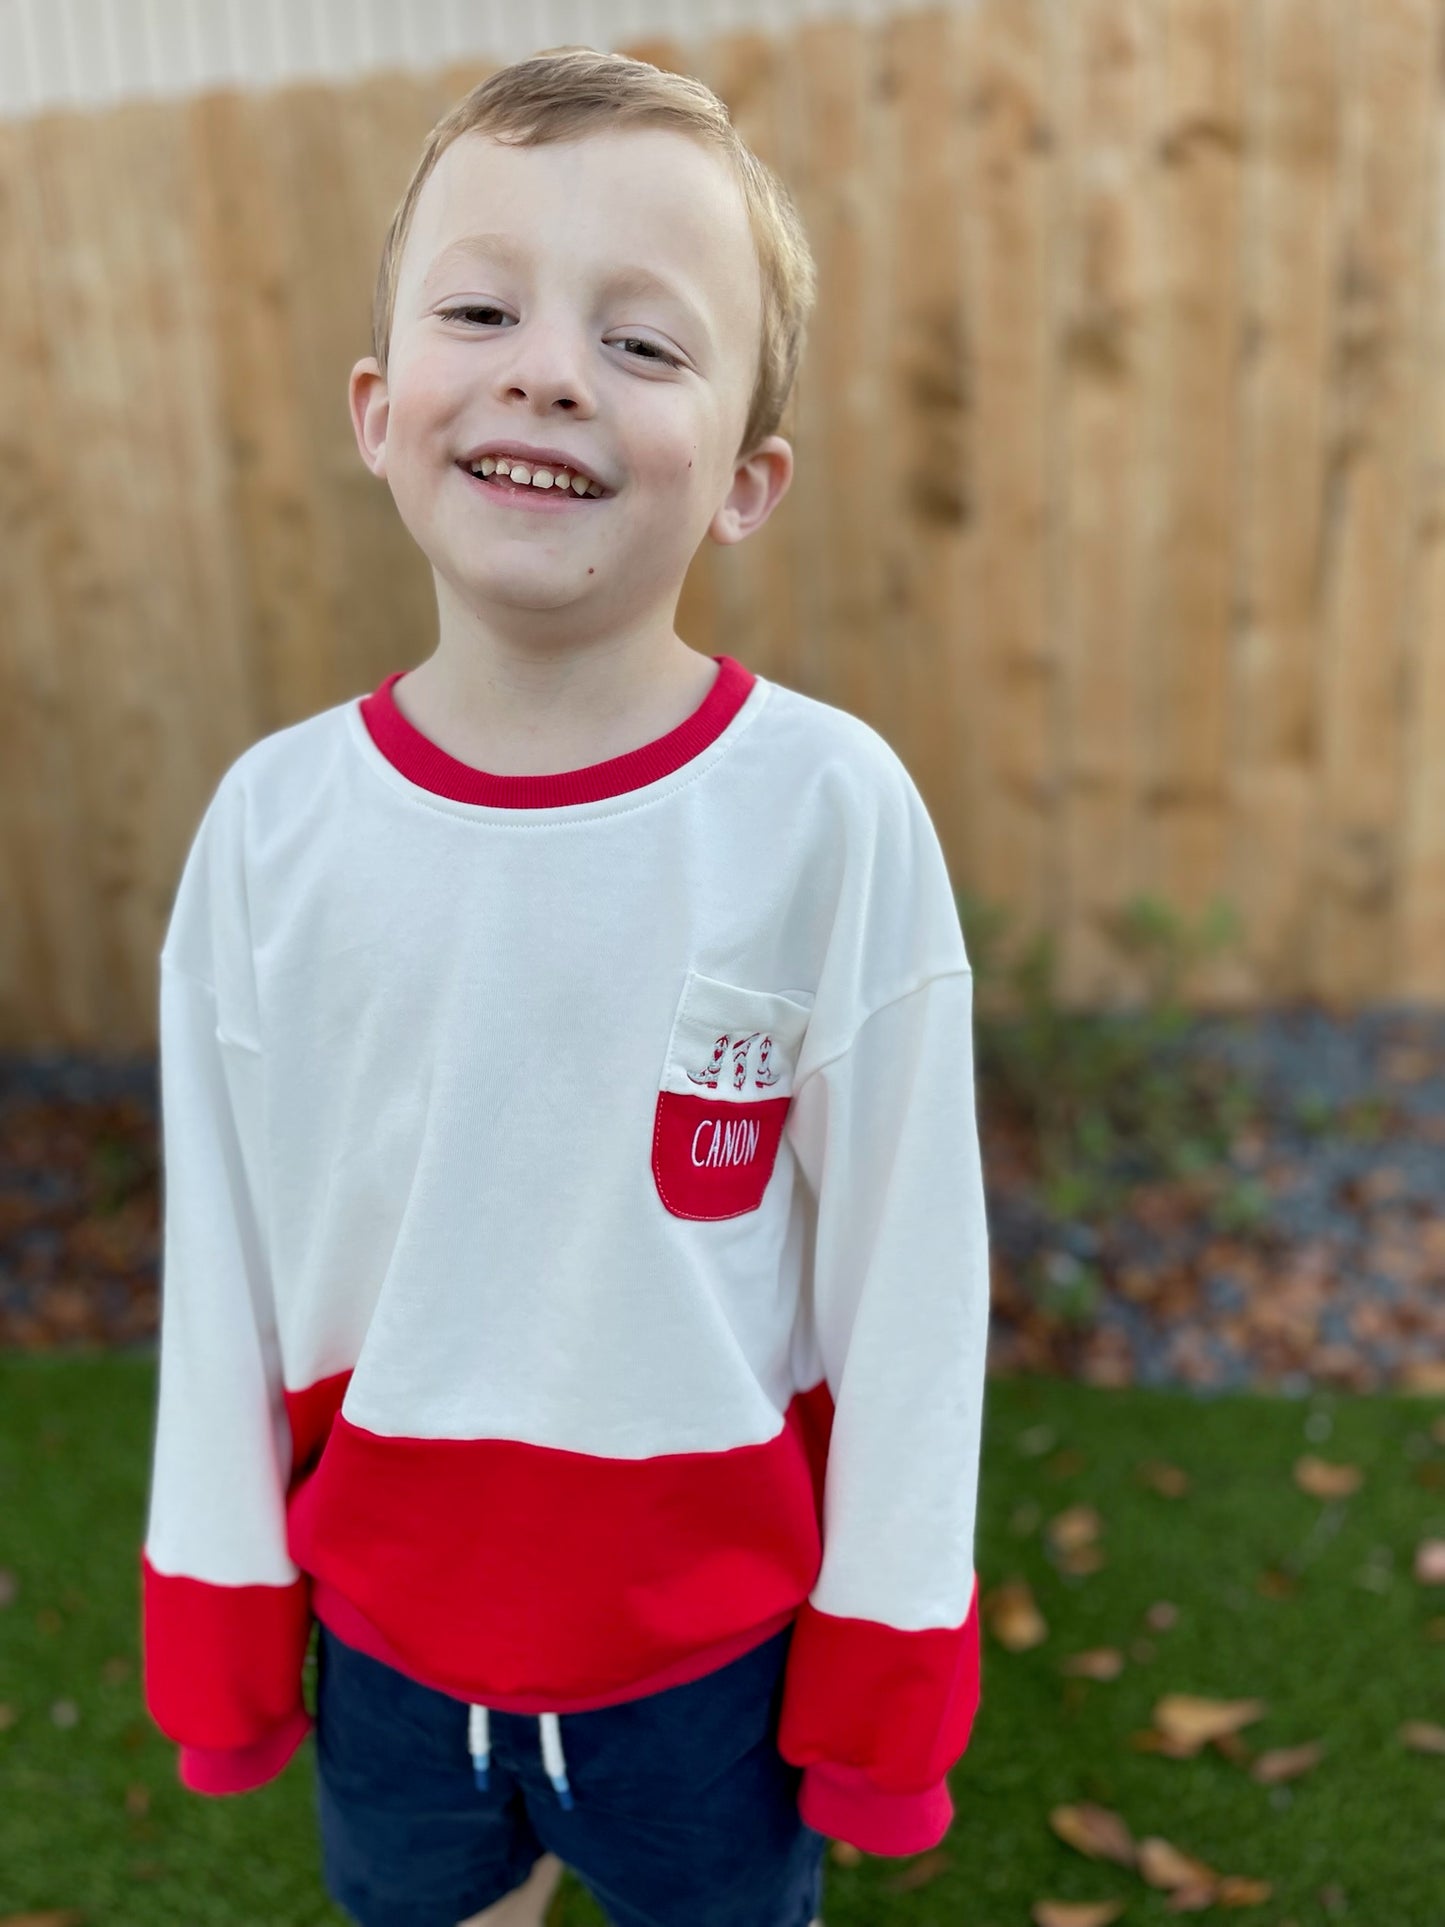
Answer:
[{"left": 471, "top": 455, "right": 604, "bottom": 497}]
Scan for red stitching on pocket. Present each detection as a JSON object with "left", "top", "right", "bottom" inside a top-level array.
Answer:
[{"left": 652, "top": 1089, "right": 793, "bottom": 1220}]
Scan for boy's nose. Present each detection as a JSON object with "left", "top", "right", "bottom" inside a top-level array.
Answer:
[{"left": 492, "top": 330, "right": 596, "bottom": 414}]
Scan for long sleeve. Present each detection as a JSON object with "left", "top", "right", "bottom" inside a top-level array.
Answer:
[
  {"left": 776, "top": 961, "right": 990, "bottom": 1858},
  {"left": 140, "top": 785, "right": 313, "bottom": 1795}
]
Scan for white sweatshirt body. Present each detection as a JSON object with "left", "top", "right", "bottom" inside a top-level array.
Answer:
[{"left": 140, "top": 654, "right": 991, "bottom": 1856}]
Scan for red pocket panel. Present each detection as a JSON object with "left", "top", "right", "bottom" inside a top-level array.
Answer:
[{"left": 652, "top": 1089, "right": 793, "bottom": 1220}]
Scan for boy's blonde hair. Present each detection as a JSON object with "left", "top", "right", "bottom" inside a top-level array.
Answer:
[{"left": 371, "top": 45, "right": 817, "bottom": 465}]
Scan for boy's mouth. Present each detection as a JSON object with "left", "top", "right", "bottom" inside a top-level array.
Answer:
[
  {"left": 456, "top": 458, "right": 611, "bottom": 509},
  {"left": 454, "top": 454, "right": 608, "bottom": 504},
  {"left": 456, "top": 463, "right": 610, "bottom": 513}
]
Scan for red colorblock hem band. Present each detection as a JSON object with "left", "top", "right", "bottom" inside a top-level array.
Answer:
[
  {"left": 178, "top": 1705, "right": 313, "bottom": 1795},
  {"left": 309, "top": 1575, "right": 796, "bottom": 1713},
  {"left": 359, "top": 653, "right": 756, "bottom": 806},
  {"left": 799, "top": 1759, "right": 954, "bottom": 1857}
]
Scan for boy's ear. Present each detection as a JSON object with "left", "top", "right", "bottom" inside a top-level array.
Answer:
[
  {"left": 349, "top": 357, "right": 390, "bottom": 479},
  {"left": 707, "top": 436, "right": 794, "bottom": 547}
]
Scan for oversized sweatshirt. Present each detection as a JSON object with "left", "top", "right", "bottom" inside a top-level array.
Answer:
[{"left": 139, "top": 651, "right": 991, "bottom": 1858}]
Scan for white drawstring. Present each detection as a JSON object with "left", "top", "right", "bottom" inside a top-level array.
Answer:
[
  {"left": 468, "top": 1703, "right": 573, "bottom": 1810},
  {"left": 539, "top": 1712, "right": 574, "bottom": 1809},
  {"left": 467, "top": 1703, "right": 491, "bottom": 1789}
]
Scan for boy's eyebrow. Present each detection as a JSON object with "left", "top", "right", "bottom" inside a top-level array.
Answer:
[{"left": 421, "top": 232, "right": 714, "bottom": 353}]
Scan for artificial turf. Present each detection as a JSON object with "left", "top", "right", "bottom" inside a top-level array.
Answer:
[{"left": 1, "top": 1354, "right": 1442, "bottom": 1925}]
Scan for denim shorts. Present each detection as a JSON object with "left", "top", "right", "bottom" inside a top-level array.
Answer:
[{"left": 312, "top": 1616, "right": 829, "bottom": 1927}]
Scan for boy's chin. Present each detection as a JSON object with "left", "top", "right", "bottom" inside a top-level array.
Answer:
[{"left": 436, "top": 560, "right": 602, "bottom": 609}]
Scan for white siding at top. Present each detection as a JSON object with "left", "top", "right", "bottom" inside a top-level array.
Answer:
[{"left": 0, "top": 0, "right": 948, "bottom": 118}]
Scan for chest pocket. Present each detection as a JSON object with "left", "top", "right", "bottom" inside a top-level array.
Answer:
[{"left": 652, "top": 969, "right": 815, "bottom": 1221}]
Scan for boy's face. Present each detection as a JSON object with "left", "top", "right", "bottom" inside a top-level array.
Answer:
[{"left": 349, "top": 127, "right": 791, "bottom": 631}]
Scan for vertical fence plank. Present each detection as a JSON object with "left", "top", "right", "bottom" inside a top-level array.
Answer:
[
  {"left": 957, "top": 0, "right": 1056, "bottom": 972},
  {"left": 788, "top": 14, "right": 885, "bottom": 723},
  {"left": 1225, "top": 0, "right": 1344, "bottom": 1002},
  {"left": 26, "top": 106, "right": 167, "bottom": 1041},
  {"left": 786, "top": 15, "right": 867, "bottom": 709},
  {"left": 1052, "top": 0, "right": 1154, "bottom": 1006},
  {"left": 1138, "top": 0, "right": 1248, "bottom": 1004},
  {"left": 0, "top": 115, "right": 83, "bottom": 1040},
  {"left": 262, "top": 78, "right": 388, "bottom": 713},
  {"left": 1395, "top": 0, "right": 1445, "bottom": 996},
  {"left": 189, "top": 87, "right": 333, "bottom": 735},
  {"left": 871, "top": 7, "right": 972, "bottom": 883},
  {"left": 1312, "top": 0, "right": 1437, "bottom": 1005},
  {"left": 113, "top": 93, "right": 256, "bottom": 1035}
]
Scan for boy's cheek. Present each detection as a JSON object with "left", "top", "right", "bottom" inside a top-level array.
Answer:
[{"left": 383, "top": 352, "right": 462, "bottom": 438}]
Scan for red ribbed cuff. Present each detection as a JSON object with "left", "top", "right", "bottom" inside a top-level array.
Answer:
[
  {"left": 178, "top": 1705, "right": 313, "bottom": 1795},
  {"left": 798, "top": 1758, "right": 953, "bottom": 1857}
]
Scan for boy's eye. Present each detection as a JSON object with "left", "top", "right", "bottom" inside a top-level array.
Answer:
[
  {"left": 442, "top": 305, "right": 508, "bottom": 327},
  {"left": 437, "top": 307, "right": 680, "bottom": 367}
]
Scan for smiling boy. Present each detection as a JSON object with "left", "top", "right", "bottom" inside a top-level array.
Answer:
[
  {"left": 140, "top": 46, "right": 991, "bottom": 1927},
  {"left": 349, "top": 67, "right": 795, "bottom": 780}
]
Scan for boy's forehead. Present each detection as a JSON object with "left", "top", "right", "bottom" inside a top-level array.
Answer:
[{"left": 400, "top": 128, "right": 760, "bottom": 355}]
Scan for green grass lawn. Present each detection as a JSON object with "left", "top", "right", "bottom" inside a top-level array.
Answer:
[{"left": 2, "top": 1355, "right": 1443, "bottom": 1926}]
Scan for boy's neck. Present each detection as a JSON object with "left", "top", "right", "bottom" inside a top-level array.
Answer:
[{"left": 390, "top": 637, "right": 721, "bottom": 779}]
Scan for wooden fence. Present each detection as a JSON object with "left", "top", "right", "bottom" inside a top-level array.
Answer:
[{"left": 3, "top": 1, "right": 1445, "bottom": 1049}]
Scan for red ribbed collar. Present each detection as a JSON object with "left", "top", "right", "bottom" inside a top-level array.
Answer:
[{"left": 359, "top": 654, "right": 755, "bottom": 807}]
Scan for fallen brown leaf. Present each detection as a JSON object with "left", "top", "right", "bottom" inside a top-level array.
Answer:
[
  {"left": 1061, "top": 1648, "right": 1125, "bottom": 1680},
  {"left": 1256, "top": 1567, "right": 1298, "bottom": 1599},
  {"left": 0, "top": 1915, "right": 87, "bottom": 1927},
  {"left": 1047, "top": 1505, "right": 1104, "bottom": 1554},
  {"left": 1215, "top": 1875, "right": 1274, "bottom": 1904},
  {"left": 1294, "top": 1455, "right": 1362, "bottom": 1499},
  {"left": 1414, "top": 1538, "right": 1445, "bottom": 1585},
  {"left": 984, "top": 1578, "right": 1048, "bottom": 1651},
  {"left": 1139, "top": 1461, "right": 1191, "bottom": 1498},
  {"left": 828, "top": 1842, "right": 863, "bottom": 1867},
  {"left": 1137, "top": 1835, "right": 1218, "bottom": 1890},
  {"left": 1252, "top": 1740, "right": 1325, "bottom": 1783},
  {"left": 882, "top": 1847, "right": 951, "bottom": 1892},
  {"left": 1152, "top": 1694, "right": 1267, "bottom": 1753},
  {"left": 1059, "top": 1544, "right": 1108, "bottom": 1576},
  {"left": 1399, "top": 1720, "right": 1445, "bottom": 1754},
  {"left": 1210, "top": 1730, "right": 1255, "bottom": 1767},
  {"left": 1144, "top": 1600, "right": 1179, "bottom": 1631},
  {"left": 1048, "top": 1803, "right": 1136, "bottom": 1867},
  {"left": 1032, "top": 1904, "right": 1126, "bottom": 1927},
  {"left": 1130, "top": 1725, "right": 1199, "bottom": 1758},
  {"left": 1163, "top": 1881, "right": 1218, "bottom": 1913}
]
